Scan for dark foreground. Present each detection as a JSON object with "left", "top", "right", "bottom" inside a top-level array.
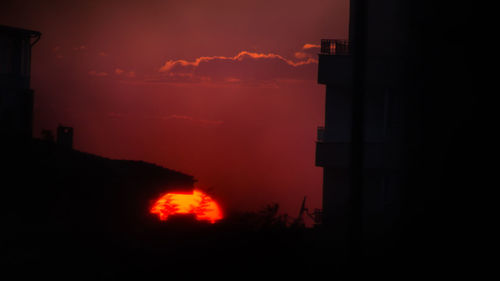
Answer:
[{"left": 0, "top": 136, "right": 478, "bottom": 279}]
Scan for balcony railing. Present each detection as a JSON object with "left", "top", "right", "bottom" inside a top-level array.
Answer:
[
  {"left": 320, "top": 39, "right": 350, "bottom": 55},
  {"left": 317, "top": 126, "right": 325, "bottom": 142}
]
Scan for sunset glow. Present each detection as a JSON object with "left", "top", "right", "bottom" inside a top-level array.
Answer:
[
  {"left": 0, "top": 0, "right": 348, "bottom": 219},
  {"left": 150, "top": 190, "right": 223, "bottom": 223}
]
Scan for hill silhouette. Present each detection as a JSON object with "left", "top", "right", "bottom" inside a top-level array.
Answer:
[{"left": 1, "top": 135, "right": 195, "bottom": 235}]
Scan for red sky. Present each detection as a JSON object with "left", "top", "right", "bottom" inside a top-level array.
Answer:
[{"left": 1, "top": 0, "right": 349, "bottom": 217}]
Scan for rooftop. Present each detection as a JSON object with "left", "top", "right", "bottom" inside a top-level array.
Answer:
[{"left": 0, "top": 25, "right": 41, "bottom": 37}]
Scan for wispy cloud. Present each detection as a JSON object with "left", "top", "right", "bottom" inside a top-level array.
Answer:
[
  {"left": 162, "top": 114, "right": 224, "bottom": 126},
  {"left": 115, "top": 68, "right": 136, "bottom": 78},
  {"left": 294, "top": 43, "right": 321, "bottom": 59},
  {"left": 73, "top": 45, "right": 87, "bottom": 51},
  {"left": 104, "top": 112, "right": 223, "bottom": 126},
  {"left": 159, "top": 51, "right": 317, "bottom": 72},
  {"left": 302, "top": 43, "right": 320, "bottom": 49},
  {"left": 88, "top": 70, "right": 108, "bottom": 77},
  {"left": 76, "top": 44, "right": 320, "bottom": 84},
  {"left": 156, "top": 49, "right": 317, "bottom": 84}
]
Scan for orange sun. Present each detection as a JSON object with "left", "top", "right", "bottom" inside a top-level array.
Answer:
[{"left": 150, "top": 189, "right": 223, "bottom": 223}]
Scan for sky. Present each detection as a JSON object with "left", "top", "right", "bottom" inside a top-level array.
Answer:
[{"left": 1, "top": 0, "right": 349, "bottom": 218}]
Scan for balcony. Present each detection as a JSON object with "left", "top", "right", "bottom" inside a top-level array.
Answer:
[
  {"left": 318, "top": 39, "right": 353, "bottom": 86},
  {"left": 320, "top": 39, "right": 350, "bottom": 55}
]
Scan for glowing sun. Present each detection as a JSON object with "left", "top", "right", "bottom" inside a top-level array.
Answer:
[{"left": 150, "top": 189, "right": 223, "bottom": 223}]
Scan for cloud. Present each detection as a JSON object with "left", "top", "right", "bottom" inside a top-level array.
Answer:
[
  {"left": 115, "top": 68, "right": 136, "bottom": 78},
  {"left": 88, "top": 70, "right": 108, "bottom": 77},
  {"left": 162, "top": 114, "right": 224, "bottom": 126},
  {"left": 302, "top": 43, "right": 320, "bottom": 49},
  {"left": 294, "top": 52, "right": 309, "bottom": 59},
  {"left": 157, "top": 50, "right": 318, "bottom": 83},
  {"left": 104, "top": 112, "right": 223, "bottom": 126},
  {"left": 73, "top": 45, "right": 87, "bottom": 51},
  {"left": 294, "top": 43, "right": 321, "bottom": 59},
  {"left": 159, "top": 51, "right": 316, "bottom": 72}
]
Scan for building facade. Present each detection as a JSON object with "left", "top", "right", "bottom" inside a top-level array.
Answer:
[
  {"left": 316, "top": 0, "right": 428, "bottom": 254},
  {"left": 0, "top": 25, "right": 41, "bottom": 137}
]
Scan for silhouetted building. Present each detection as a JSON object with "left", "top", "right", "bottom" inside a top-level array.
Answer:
[
  {"left": 316, "top": 0, "right": 478, "bottom": 259},
  {"left": 41, "top": 129, "right": 55, "bottom": 142},
  {"left": 57, "top": 125, "right": 73, "bottom": 149},
  {"left": 316, "top": 38, "right": 356, "bottom": 243},
  {"left": 0, "top": 25, "right": 40, "bottom": 137},
  {"left": 317, "top": 3, "right": 406, "bottom": 250}
]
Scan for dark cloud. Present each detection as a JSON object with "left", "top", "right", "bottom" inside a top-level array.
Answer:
[{"left": 157, "top": 50, "right": 318, "bottom": 84}]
